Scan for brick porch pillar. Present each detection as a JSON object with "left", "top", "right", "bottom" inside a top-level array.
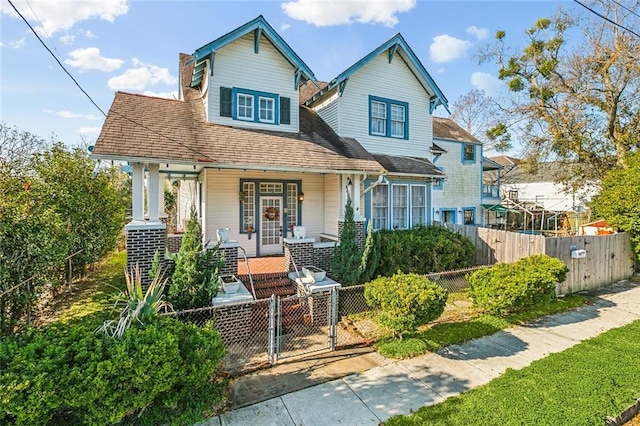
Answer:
[
  {"left": 338, "top": 219, "right": 366, "bottom": 248},
  {"left": 125, "top": 222, "right": 166, "bottom": 288},
  {"left": 283, "top": 238, "right": 315, "bottom": 272}
]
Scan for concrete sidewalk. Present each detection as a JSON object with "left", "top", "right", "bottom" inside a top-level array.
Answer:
[{"left": 202, "top": 279, "right": 640, "bottom": 426}]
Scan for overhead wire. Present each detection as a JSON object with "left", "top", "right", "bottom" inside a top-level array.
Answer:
[
  {"left": 6, "top": 0, "right": 214, "bottom": 162},
  {"left": 22, "top": 0, "right": 57, "bottom": 53},
  {"left": 610, "top": 0, "right": 640, "bottom": 20},
  {"left": 573, "top": 0, "right": 640, "bottom": 38}
]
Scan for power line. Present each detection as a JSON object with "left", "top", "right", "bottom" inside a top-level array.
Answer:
[
  {"left": 611, "top": 0, "right": 640, "bottom": 21},
  {"left": 23, "top": 0, "right": 58, "bottom": 53},
  {"left": 6, "top": 0, "right": 214, "bottom": 162},
  {"left": 573, "top": 0, "right": 640, "bottom": 38}
]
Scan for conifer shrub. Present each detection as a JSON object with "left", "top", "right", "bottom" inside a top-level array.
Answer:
[
  {"left": 364, "top": 273, "right": 447, "bottom": 338},
  {"left": 468, "top": 254, "right": 568, "bottom": 314},
  {"left": 0, "top": 316, "right": 226, "bottom": 425},
  {"left": 375, "top": 225, "right": 476, "bottom": 276}
]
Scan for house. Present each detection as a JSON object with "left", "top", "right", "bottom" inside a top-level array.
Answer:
[{"left": 91, "top": 16, "right": 483, "bottom": 282}]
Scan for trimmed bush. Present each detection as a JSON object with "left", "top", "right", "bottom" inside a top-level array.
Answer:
[
  {"left": 0, "top": 316, "right": 226, "bottom": 425},
  {"left": 364, "top": 273, "right": 447, "bottom": 338},
  {"left": 468, "top": 254, "right": 569, "bottom": 314},
  {"left": 375, "top": 226, "right": 475, "bottom": 276}
]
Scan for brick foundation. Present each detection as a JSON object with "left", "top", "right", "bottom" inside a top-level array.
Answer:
[
  {"left": 283, "top": 239, "right": 314, "bottom": 272},
  {"left": 212, "top": 243, "right": 239, "bottom": 276},
  {"left": 338, "top": 220, "right": 366, "bottom": 248},
  {"left": 313, "top": 244, "right": 336, "bottom": 272},
  {"left": 125, "top": 223, "right": 167, "bottom": 288}
]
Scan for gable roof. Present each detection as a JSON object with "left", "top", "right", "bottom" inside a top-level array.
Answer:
[
  {"left": 433, "top": 117, "right": 480, "bottom": 144},
  {"left": 299, "top": 80, "right": 327, "bottom": 104},
  {"left": 303, "top": 33, "right": 448, "bottom": 113},
  {"left": 189, "top": 15, "right": 316, "bottom": 89},
  {"left": 91, "top": 92, "right": 382, "bottom": 174},
  {"left": 372, "top": 154, "right": 444, "bottom": 178},
  {"left": 490, "top": 155, "right": 521, "bottom": 167}
]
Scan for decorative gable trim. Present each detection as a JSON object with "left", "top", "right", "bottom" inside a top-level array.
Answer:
[
  {"left": 304, "top": 33, "right": 448, "bottom": 113},
  {"left": 189, "top": 15, "right": 316, "bottom": 90}
]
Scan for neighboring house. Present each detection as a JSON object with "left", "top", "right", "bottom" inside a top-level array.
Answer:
[
  {"left": 428, "top": 118, "right": 485, "bottom": 226},
  {"left": 91, "top": 16, "right": 482, "bottom": 280},
  {"left": 490, "top": 157, "right": 598, "bottom": 212}
]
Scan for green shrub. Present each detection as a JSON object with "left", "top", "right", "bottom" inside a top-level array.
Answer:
[
  {"left": 364, "top": 273, "right": 447, "bottom": 338},
  {"left": 375, "top": 225, "right": 476, "bottom": 276},
  {"left": 0, "top": 316, "right": 226, "bottom": 425},
  {"left": 468, "top": 254, "right": 569, "bottom": 314}
]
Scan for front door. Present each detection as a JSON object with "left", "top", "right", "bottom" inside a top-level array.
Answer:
[{"left": 260, "top": 196, "right": 283, "bottom": 255}]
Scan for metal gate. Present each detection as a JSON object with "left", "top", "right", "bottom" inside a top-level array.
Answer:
[{"left": 270, "top": 288, "right": 338, "bottom": 363}]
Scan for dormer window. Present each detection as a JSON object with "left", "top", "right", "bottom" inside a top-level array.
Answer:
[
  {"left": 220, "top": 87, "right": 288, "bottom": 125},
  {"left": 369, "top": 96, "right": 408, "bottom": 139},
  {"left": 237, "top": 94, "right": 254, "bottom": 121}
]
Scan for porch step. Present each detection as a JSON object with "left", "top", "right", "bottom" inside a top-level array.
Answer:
[{"left": 237, "top": 272, "right": 296, "bottom": 300}]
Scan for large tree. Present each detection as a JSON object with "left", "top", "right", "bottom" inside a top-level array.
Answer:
[{"left": 482, "top": 0, "right": 640, "bottom": 185}]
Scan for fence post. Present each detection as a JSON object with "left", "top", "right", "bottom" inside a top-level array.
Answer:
[
  {"left": 68, "top": 256, "right": 73, "bottom": 285},
  {"left": 26, "top": 278, "right": 31, "bottom": 328},
  {"left": 329, "top": 287, "right": 338, "bottom": 351},
  {"left": 268, "top": 294, "right": 276, "bottom": 365}
]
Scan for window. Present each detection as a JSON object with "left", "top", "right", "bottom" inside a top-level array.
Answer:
[
  {"left": 372, "top": 185, "right": 388, "bottom": 230},
  {"left": 287, "top": 183, "right": 298, "bottom": 233},
  {"left": 369, "top": 96, "right": 408, "bottom": 139},
  {"left": 390, "top": 104, "right": 405, "bottom": 138},
  {"left": 259, "top": 182, "right": 283, "bottom": 193},
  {"left": 237, "top": 94, "right": 253, "bottom": 121},
  {"left": 241, "top": 182, "right": 255, "bottom": 232},
  {"left": 462, "top": 143, "right": 476, "bottom": 162},
  {"left": 411, "top": 185, "right": 426, "bottom": 226},
  {"left": 508, "top": 190, "right": 519, "bottom": 200},
  {"left": 229, "top": 88, "right": 280, "bottom": 125},
  {"left": 259, "top": 97, "right": 275, "bottom": 123},
  {"left": 392, "top": 185, "right": 408, "bottom": 229},
  {"left": 370, "top": 100, "right": 386, "bottom": 135},
  {"left": 463, "top": 208, "right": 475, "bottom": 225}
]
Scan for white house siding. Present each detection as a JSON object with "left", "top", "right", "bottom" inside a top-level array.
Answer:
[
  {"left": 323, "top": 174, "right": 339, "bottom": 236},
  {"left": 176, "top": 180, "right": 198, "bottom": 232},
  {"left": 202, "top": 169, "right": 326, "bottom": 257},
  {"left": 430, "top": 139, "right": 483, "bottom": 225},
  {"left": 502, "top": 181, "right": 598, "bottom": 212},
  {"left": 315, "top": 93, "right": 340, "bottom": 133},
  {"left": 207, "top": 33, "right": 299, "bottom": 133},
  {"left": 320, "top": 54, "right": 433, "bottom": 157}
]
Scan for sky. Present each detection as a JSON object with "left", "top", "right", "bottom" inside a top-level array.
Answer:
[{"left": 0, "top": 0, "right": 579, "bottom": 149}]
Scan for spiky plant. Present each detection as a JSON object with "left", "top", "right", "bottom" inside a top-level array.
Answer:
[{"left": 97, "top": 264, "right": 172, "bottom": 337}]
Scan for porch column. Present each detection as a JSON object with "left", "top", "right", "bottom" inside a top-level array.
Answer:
[
  {"left": 147, "top": 163, "right": 160, "bottom": 223},
  {"left": 131, "top": 163, "right": 144, "bottom": 223},
  {"left": 158, "top": 173, "right": 167, "bottom": 220},
  {"left": 353, "top": 174, "right": 363, "bottom": 220}
]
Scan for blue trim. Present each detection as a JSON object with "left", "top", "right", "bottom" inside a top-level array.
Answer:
[
  {"left": 368, "top": 95, "right": 409, "bottom": 139},
  {"left": 191, "top": 15, "right": 316, "bottom": 88},
  {"left": 364, "top": 178, "right": 430, "bottom": 230},
  {"left": 304, "top": 34, "right": 448, "bottom": 112},
  {"left": 239, "top": 178, "right": 302, "bottom": 236},
  {"left": 433, "top": 167, "right": 444, "bottom": 190},
  {"left": 439, "top": 208, "right": 457, "bottom": 224},
  {"left": 231, "top": 87, "right": 280, "bottom": 125},
  {"left": 461, "top": 143, "right": 477, "bottom": 164},
  {"left": 462, "top": 207, "right": 476, "bottom": 225}
]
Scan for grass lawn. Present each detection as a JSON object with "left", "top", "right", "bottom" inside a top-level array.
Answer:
[
  {"left": 375, "top": 293, "right": 590, "bottom": 359},
  {"left": 34, "top": 251, "right": 127, "bottom": 327},
  {"left": 386, "top": 318, "right": 640, "bottom": 425}
]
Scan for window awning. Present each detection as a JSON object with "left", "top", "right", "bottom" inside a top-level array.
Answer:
[{"left": 481, "top": 204, "right": 522, "bottom": 214}]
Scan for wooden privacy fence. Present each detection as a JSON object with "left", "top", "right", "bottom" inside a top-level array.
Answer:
[{"left": 440, "top": 223, "right": 635, "bottom": 295}]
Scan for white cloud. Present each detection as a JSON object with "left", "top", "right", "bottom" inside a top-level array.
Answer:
[
  {"left": 59, "top": 34, "right": 75, "bottom": 45},
  {"left": 142, "top": 90, "right": 179, "bottom": 100},
  {"left": 429, "top": 34, "right": 472, "bottom": 63},
  {"left": 82, "top": 29, "right": 96, "bottom": 38},
  {"left": 466, "top": 25, "right": 488, "bottom": 40},
  {"left": 65, "top": 47, "right": 124, "bottom": 72},
  {"left": 107, "top": 59, "right": 177, "bottom": 91},
  {"left": 52, "top": 110, "right": 102, "bottom": 120},
  {"left": 9, "top": 37, "right": 26, "bottom": 49},
  {"left": 280, "top": 23, "right": 291, "bottom": 31},
  {"left": 0, "top": 41, "right": 3, "bottom": 48},
  {"left": 281, "top": 0, "right": 415, "bottom": 27},
  {"left": 437, "top": 67, "right": 445, "bottom": 74},
  {"left": 78, "top": 126, "right": 101, "bottom": 134},
  {"left": 471, "top": 72, "right": 502, "bottom": 95},
  {"left": 0, "top": 0, "right": 128, "bottom": 35}
]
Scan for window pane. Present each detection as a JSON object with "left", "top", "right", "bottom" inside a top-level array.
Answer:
[
  {"left": 259, "top": 97, "right": 274, "bottom": 122},
  {"left": 411, "top": 185, "right": 426, "bottom": 226},
  {"left": 242, "top": 182, "right": 255, "bottom": 231},
  {"left": 287, "top": 183, "right": 298, "bottom": 235},
  {"left": 371, "top": 101, "right": 387, "bottom": 135},
  {"left": 372, "top": 185, "right": 388, "bottom": 230},
  {"left": 259, "top": 182, "right": 283, "bottom": 193},
  {"left": 464, "top": 209, "right": 475, "bottom": 225},
  {"left": 390, "top": 104, "right": 404, "bottom": 121},
  {"left": 237, "top": 94, "right": 253, "bottom": 120},
  {"left": 392, "top": 185, "right": 407, "bottom": 229},
  {"left": 390, "top": 104, "right": 405, "bottom": 138},
  {"left": 464, "top": 144, "right": 475, "bottom": 161}
]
